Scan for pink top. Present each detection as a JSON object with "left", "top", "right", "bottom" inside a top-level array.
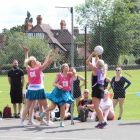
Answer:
[
  {"left": 57, "top": 72, "right": 72, "bottom": 91},
  {"left": 27, "top": 67, "right": 42, "bottom": 84}
]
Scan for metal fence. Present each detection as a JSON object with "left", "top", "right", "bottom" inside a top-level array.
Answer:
[{"left": 0, "top": 20, "right": 140, "bottom": 121}]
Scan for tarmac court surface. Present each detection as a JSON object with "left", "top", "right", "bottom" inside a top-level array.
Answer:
[{"left": 0, "top": 119, "right": 140, "bottom": 140}]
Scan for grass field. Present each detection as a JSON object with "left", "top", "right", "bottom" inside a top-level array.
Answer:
[{"left": 0, "top": 69, "right": 140, "bottom": 120}]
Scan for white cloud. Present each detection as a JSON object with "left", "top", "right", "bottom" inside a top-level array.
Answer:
[{"left": 0, "top": 0, "right": 85, "bottom": 32}]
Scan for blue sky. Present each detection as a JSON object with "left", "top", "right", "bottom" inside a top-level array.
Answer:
[{"left": 0, "top": 0, "right": 85, "bottom": 33}]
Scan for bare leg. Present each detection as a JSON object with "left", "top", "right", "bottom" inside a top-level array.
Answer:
[
  {"left": 21, "top": 99, "right": 33, "bottom": 122},
  {"left": 59, "top": 104, "right": 66, "bottom": 127},
  {"left": 92, "top": 97, "right": 104, "bottom": 123},
  {"left": 39, "top": 101, "right": 56, "bottom": 125},
  {"left": 60, "top": 104, "right": 66, "bottom": 121},
  {"left": 18, "top": 103, "right": 22, "bottom": 114},
  {"left": 76, "top": 97, "right": 81, "bottom": 115},
  {"left": 28, "top": 101, "right": 36, "bottom": 123},
  {"left": 39, "top": 99, "right": 51, "bottom": 121},
  {"left": 118, "top": 98, "right": 125, "bottom": 119},
  {"left": 46, "top": 103, "right": 57, "bottom": 112},
  {"left": 65, "top": 104, "right": 71, "bottom": 119},
  {"left": 107, "top": 111, "right": 115, "bottom": 120},
  {"left": 103, "top": 109, "right": 110, "bottom": 121},
  {"left": 13, "top": 103, "right": 17, "bottom": 115},
  {"left": 113, "top": 99, "right": 118, "bottom": 110}
]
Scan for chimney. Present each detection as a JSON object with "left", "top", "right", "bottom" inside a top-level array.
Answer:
[
  {"left": 74, "top": 27, "right": 79, "bottom": 36},
  {"left": 60, "top": 20, "right": 66, "bottom": 30},
  {"left": 25, "top": 22, "right": 33, "bottom": 31},
  {"left": 36, "top": 15, "right": 42, "bottom": 25}
]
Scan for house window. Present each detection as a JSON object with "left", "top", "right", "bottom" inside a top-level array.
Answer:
[
  {"left": 27, "top": 33, "right": 44, "bottom": 39},
  {"left": 27, "top": 33, "right": 33, "bottom": 38}
]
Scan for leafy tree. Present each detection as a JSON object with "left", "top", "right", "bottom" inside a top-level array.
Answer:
[
  {"left": 76, "top": 0, "right": 113, "bottom": 45},
  {"left": 0, "top": 30, "right": 50, "bottom": 68},
  {"left": 75, "top": 0, "right": 140, "bottom": 65},
  {"left": 135, "top": 57, "right": 140, "bottom": 64}
]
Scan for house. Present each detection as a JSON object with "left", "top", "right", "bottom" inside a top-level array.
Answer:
[
  {"left": 25, "top": 15, "right": 90, "bottom": 66},
  {"left": 25, "top": 15, "right": 73, "bottom": 53}
]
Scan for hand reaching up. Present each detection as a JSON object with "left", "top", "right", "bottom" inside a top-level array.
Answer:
[{"left": 22, "top": 46, "right": 29, "bottom": 53}]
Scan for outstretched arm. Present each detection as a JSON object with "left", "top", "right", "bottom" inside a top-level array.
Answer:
[
  {"left": 86, "top": 51, "right": 95, "bottom": 65},
  {"left": 22, "top": 46, "right": 29, "bottom": 68},
  {"left": 22, "top": 46, "right": 29, "bottom": 59},
  {"left": 40, "top": 50, "right": 55, "bottom": 71},
  {"left": 86, "top": 51, "right": 98, "bottom": 71}
]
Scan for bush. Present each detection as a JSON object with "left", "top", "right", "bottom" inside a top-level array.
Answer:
[
  {"left": 135, "top": 58, "right": 140, "bottom": 65},
  {"left": 0, "top": 64, "right": 25, "bottom": 75},
  {"left": 0, "top": 64, "right": 12, "bottom": 71}
]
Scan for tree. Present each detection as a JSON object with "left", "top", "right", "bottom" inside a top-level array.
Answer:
[
  {"left": 0, "top": 30, "right": 50, "bottom": 67},
  {"left": 75, "top": 0, "right": 140, "bottom": 65},
  {"left": 102, "top": 0, "right": 140, "bottom": 64},
  {"left": 76, "top": 0, "right": 113, "bottom": 45}
]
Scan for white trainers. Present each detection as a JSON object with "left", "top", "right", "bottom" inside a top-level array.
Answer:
[
  {"left": 47, "top": 120, "right": 54, "bottom": 126},
  {"left": 60, "top": 121, "right": 65, "bottom": 127},
  {"left": 32, "top": 121, "right": 40, "bottom": 127},
  {"left": 20, "top": 121, "right": 25, "bottom": 127},
  {"left": 42, "top": 119, "right": 54, "bottom": 126},
  {"left": 27, "top": 121, "right": 32, "bottom": 125},
  {"left": 27, "top": 121, "right": 39, "bottom": 127}
]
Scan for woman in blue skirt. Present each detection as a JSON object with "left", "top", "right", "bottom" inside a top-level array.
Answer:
[{"left": 45, "top": 63, "right": 74, "bottom": 127}]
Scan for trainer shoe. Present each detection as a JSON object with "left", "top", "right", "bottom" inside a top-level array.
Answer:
[
  {"left": 32, "top": 121, "right": 40, "bottom": 127},
  {"left": 60, "top": 121, "right": 65, "bottom": 127},
  {"left": 42, "top": 119, "right": 54, "bottom": 126},
  {"left": 95, "top": 123, "right": 102, "bottom": 128},
  {"left": 17, "top": 113, "right": 20, "bottom": 118},
  {"left": 27, "top": 120, "right": 39, "bottom": 126},
  {"left": 20, "top": 121, "right": 25, "bottom": 127},
  {"left": 98, "top": 122, "right": 108, "bottom": 129},
  {"left": 27, "top": 121, "right": 32, "bottom": 125},
  {"left": 118, "top": 117, "right": 121, "bottom": 120}
]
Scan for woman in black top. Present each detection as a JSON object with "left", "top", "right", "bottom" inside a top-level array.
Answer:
[
  {"left": 70, "top": 67, "right": 85, "bottom": 115},
  {"left": 111, "top": 67, "right": 131, "bottom": 120}
]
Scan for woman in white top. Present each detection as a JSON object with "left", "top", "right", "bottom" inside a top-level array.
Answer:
[{"left": 100, "top": 90, "right": 115, "bottom": 121}]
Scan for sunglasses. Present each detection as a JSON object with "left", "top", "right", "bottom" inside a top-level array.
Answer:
[
  {"left": 84, "top": 92, "right": 89, "bottom": 94},
  {"left": 116, "top": 69, "right": 121, "bottom": 71}
]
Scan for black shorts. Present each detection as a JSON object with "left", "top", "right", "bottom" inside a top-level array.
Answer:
[
  {"left": 10, "top": 88, "right": 23, "bottom": 103},
  {"left": 113, "top": 92, "right": 125, "bottom": 99},
  {"left": 73, "top": 90, "right": 81, "bottom": 99},
  {"left": 92, "top": 84, "right": 104, "bottom": 99}
]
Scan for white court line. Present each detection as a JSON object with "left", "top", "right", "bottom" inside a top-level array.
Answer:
[{"left": 0, "top": 136, "right": 102, "bottom": 140}]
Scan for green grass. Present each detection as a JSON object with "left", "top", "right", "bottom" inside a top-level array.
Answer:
[{"left": 0, "top": 69, "right": 140, "bottom": 120}]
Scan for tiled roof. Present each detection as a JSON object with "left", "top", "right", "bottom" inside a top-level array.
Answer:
[
  {"left": 28, "top": 24, "right": 67, "bottom": 52},
  {"left": 51, "top": 29, "right": 73, "bottom": 44}
]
